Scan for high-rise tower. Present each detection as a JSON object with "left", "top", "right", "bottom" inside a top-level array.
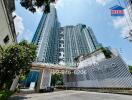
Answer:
[
  {"left": 59, "top": 24, "right": 102, "bottom": 66},
  {"left": 32, "top": 5, "right": 60, "bottom": 64},
  {"left": 32, "top": 6, "right": 101, "bottom": 66}
]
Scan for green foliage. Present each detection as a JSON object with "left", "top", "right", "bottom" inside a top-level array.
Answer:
[
  {"left": 19, "top": 75, "right": 26, "bottom": 81},
  {"left": 129, "top": 65, "right": 132, "bottom": 69},
  {"left": 20, "top": 0, "right": 55, "bottom": 13},
  {"left": 100, "top": 47, "right": 112, "bottom": 58},
  {"left": 129, "top": 66, "right": 132, "bottom": 74},
  {"left": 51, "top": 74, "right": 63, "bottom": 86},
  {"left": 0, "top": 90, "right": 13, "bottom": 100},
  {"left": 0, "top": 40, "right": 37, "bottom": 89}
]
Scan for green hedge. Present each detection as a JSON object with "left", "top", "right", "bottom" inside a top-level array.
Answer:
[
  {"left": 129, "top": 66, "right": 132, "bottom": 74},
  {"left": 129, "top": 70, "right": 132, "bottom": 73},
  {"left": 0, "top": 90, "right": 13, "bottom": 100}
]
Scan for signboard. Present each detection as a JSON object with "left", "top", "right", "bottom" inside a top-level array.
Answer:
[{"left": 110, "top": 5, "right": 125, "bottom": 16}]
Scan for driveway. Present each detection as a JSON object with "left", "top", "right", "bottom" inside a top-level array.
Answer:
[{"left": 9, "top": 90, "right": 132, "bottom": 100}]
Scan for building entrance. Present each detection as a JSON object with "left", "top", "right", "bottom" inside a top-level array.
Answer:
[{"left": 25, "top": 63, "right": 75, "bottom": 92}]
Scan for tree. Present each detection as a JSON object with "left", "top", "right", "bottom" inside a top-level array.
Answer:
[
  {"left": 100, "top": 47, "right": 112, "bottom": 58},
  {"left": 0, "top": 40, "right": 37, "bottom": 89},
  {"left": 51, "top": 73, "right": 63, "bottom": 86},
  {"left": 0, "top": 46, "right": 3, "bottom": 65},
  {"left": 129, "top": 65, "right": 132, "bottom": 74},
  {"left": 19, "top": 0, "right": 55, "bottom": 13}
]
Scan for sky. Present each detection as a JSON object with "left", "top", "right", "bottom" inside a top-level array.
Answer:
[{"left": 14, "top": 0, "right": 132, "bottom": 65}]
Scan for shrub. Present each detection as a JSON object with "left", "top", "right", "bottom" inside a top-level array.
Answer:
[{"left": 0, "top": 90, "right": 13, "bottom": 100}]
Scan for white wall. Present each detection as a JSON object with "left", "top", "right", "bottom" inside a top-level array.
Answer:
[
  {"left": 40, "top": 68, "right": 51, "bottom": 89},
  {"left": 0, "top": 0, "right": 15, "bottom": 46},
  {"left": 78, "top": 51, "right": 105, "bottom": 68},
  {"left": 66, "top": 56, "right": 132, "bottom": 88}
]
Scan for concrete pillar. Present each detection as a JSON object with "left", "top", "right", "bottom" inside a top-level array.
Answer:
[
  {"left": 63, "top": 72, "right": 68, "bottom": 87},
  {"left": 40, "top": 68, "right": 51, "bottom": 89},
  {"left": 63, "top": 74, "right": 66, "bottom": 83}
]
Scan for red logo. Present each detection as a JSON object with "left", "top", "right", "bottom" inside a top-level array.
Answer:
[{"left": 111, "top": 10, "right": 124, "bottom": 14}]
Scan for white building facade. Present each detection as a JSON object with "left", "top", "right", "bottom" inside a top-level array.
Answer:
[{"left": 0, "top": 0, "right": 16, "bottom": 46}]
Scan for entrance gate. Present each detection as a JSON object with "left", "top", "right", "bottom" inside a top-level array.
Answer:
[{"left": 30, "top": 63, "right": 75, "bottom": 92}]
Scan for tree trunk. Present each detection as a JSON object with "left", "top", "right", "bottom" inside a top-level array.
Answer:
[{"left": 10, "top": 76, "right": 19, "bottom": 92}]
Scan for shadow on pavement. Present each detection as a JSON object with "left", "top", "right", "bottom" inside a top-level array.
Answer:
[{"left": 9, "top": 95, "right": 31, "bottom": 100}]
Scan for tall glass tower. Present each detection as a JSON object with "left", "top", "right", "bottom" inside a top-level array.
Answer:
[
  {"left": 32, "top": 7, "right": 101, "bottom": 66},
  {"left": 32, "top": 5, "right": 60, "bottom": 64},
  {"left": 59, "top": 24, "right": 102, "bottom": 66}
]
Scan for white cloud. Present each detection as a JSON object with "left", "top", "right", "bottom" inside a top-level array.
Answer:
[
  {"left": 22, "top": 29, "right": 34, "bottom": 41},
  {"left": 112, "top": 9, "right": 132, "bottom": 41},
  {"left": 96, "top": 0, "right": 112, "bottom": 6},
  {"left": 35, "top": 6, "right": 44, "bottom": 14},
  {"left": 55, "top": 0, "right": 92, "bottom": 9},
  {"left": 17, "top": 29, "right": 34, "bottom": 42},
  {"left": 13, "top": 12, "right": 24, "bottom": 35},
  {"left": 12, "top": 13, "right": 33, "bottom": 42},
  {"left": 55, "top": 0, "right": 64, "bottom": 9}
]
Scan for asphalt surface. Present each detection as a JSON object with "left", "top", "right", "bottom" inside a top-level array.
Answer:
[{"left": 9, "top": 90, "right": 132, "bottom": 100}]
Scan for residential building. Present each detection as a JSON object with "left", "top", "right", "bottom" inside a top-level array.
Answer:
[
  {"left": 0, "top": 0, "right": 16, "bottom": 46},
  {"left": 59, "top": 24, "right": 102, "bottom": 67},
  {"left": 32, "top": 5, "right": 101, "bottom": 67},
  {"left": 32, "top": 5, "right": 60, "bottom": 64}
]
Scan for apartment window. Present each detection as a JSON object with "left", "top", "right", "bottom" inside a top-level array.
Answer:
[
  {"left": 3, "top": 35, "right": 9, "bottom": 44},
  {"left": 59, "top": 53, "right": 61, "bottom": 56}
]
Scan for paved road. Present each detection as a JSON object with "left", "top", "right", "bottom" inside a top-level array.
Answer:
[{"left": 10, "top": 90, "right": 132, "bottom": 100}]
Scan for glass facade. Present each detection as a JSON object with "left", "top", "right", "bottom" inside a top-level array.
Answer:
[
  {"left": 32, "top": 5, "right": 60, "bottom": 64},
  {"left": 32, "top": 8, "right": 101, "bottom": 67},
  {"left": 21, "top": 70, "right": 39, "bottom": 87},
  {"left": 61, "top": 24, "right": 102, "bottom": 66}
]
